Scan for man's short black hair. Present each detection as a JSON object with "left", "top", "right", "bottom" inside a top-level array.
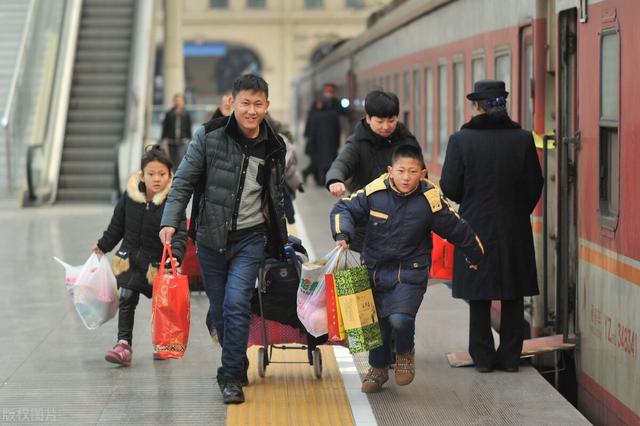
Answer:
[
  {"left": 364, "top": 90, "right": 399, "bottom": 118},
  {"left": 391, "top": 143, "right": 426, "bottom": 169},
  {"left": 232, "top": 74, "right": 269, "bottom": 98}
]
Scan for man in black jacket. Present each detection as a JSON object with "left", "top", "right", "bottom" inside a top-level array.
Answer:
[
  {"left": 160, "top": 93, "right": 192, "bottom": 168},
  {"left": 325, "top": 90, "right": 420, "bottom": 251},
  {"left": 159, "top": 75, "right": 287, "bottom": 404},
  {"left": 440, "top": 80, "right": 543, "bottom": 373}
]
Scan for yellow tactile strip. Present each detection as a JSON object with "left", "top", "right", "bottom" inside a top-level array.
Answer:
[{"left": 227, "top": 346, "right": 355, "bottom": 426}]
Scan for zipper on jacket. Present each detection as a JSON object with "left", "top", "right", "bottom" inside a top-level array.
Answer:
[{"left": 230, "top": 153, "right": 248, "bottom": 231}]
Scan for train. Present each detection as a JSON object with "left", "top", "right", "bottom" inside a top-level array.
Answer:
[{"left": 291, "top": 0, "right": 640, "bottom": 424}]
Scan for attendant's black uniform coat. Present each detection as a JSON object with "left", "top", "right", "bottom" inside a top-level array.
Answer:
[{"left": 440, "top": 113, "right": 544, "bottom": 301}]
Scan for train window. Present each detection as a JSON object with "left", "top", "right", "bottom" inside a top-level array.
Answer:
[
  {"left": 471, "top": 56, "right": 485, "bottom": 84},
  {"left": 413, "top": 69, "right": 421, "bottom": 137},
  {"left": 394, "top": 74, "right": 400, "bottom": 95},
  {"left": 494, "top": 51, "right": 511, "bottom": 113},
  {"left": 210, "top": 0, "right": 228, "bottom": 8},
  {"left": 304, "top": 0, "right": 323, "bottom": 8},
  {"left": 599, "top": 30, "right": 620, "bottom": 224},
  {"left": 385, "top": 75, "right": 391, "bottom": 91},
  {"left": 453, "top": 60, "right": 465, "bottom": 132},
  {"left": 247, "top": 0, "right": 266, "bottom": 8},
  {"left": 425, "top": 68, "right": 433, "bottom": 160},
  {"left": 438, "top": 63, "right": 448, "bottom": 162},
  {"left": 403, "top": 71, "right": 410, "bottom": 126},
  {"left": 346, "top": 0, "right": 364, "bottom": 8}
]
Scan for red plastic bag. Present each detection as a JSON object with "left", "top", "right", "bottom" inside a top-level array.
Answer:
[
  {"left": 152, "top": 244, "right": 190, "bottom": 359},
  {"left": 181, "top": 219, "right": 201, "bottom": 277},
  {"left": 430, "top": 234, "right": 454, "bottom": 280},
  {"left": 325, "top": 273, "right": 345, "bottom": 342}
]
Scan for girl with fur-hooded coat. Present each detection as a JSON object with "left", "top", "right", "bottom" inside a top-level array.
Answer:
[
  {"left": 95, "top": 146, "right": 187, "bottom": 366},
  {"left": 97, "top": 172, "right": 187, "bottom": 298}
]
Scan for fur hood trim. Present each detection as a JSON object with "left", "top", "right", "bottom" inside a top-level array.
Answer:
[{"left": 126, "top": 172, "right": 172, "bottom": 205}]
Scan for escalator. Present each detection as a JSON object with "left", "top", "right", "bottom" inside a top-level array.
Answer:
[{"left": 56, "top": 0, "right": 135, "bottom": 202}]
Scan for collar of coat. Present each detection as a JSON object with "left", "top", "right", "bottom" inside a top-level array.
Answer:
[
  {"left": 365, "top": 173, "right": 434, "bottom": 197},
  {"left": 352, "top": 119, "right": 417, "bottom": 149},
  {"left": 215, "top": 112, "right": 285, "bottom": 158},
  {"left": 461, "top": 113, "right": 521, "bottom": 130},
  {"left": 126, "top": 172, "right": 172, "bottom": 205}
]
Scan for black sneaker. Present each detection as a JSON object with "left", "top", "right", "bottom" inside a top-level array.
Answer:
[
  {"left": 241, "top": 356, "right": 249, "bottom": 386},
  {"left": 222, "top": 383, "right": 245, "bottom": 404}
]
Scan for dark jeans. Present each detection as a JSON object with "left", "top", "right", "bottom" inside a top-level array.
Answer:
[
  {"left": 117, "top": 288, "right": 140, "bottom": 345},
  {"left": 197, "top": 232, "right": 266, "bottom": 379},
  {"left": 468, "top": 298, "right": 524, "bottom": 369},
  {"left": 369, "top": 313, "right": 415, "bottom": 368}
]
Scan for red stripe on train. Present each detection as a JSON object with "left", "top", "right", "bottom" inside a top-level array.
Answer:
[{"left": 578, "top": 372, "right": 640, "bottom": 425}]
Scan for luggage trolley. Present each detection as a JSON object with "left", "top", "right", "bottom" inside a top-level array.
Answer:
[{"left": 252, "top": 237, "right": 326, "bottom": 379}]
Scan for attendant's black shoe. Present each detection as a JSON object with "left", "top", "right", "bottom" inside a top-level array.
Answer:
[
  {"left": 222, "top": 383, "right": 245, "bottom": 404},
  {"left": 474, "top": 365, "right": 494, "bottom": 373},
  {"left": 496, "top": 364, "right": 519, "bottom": 372}
]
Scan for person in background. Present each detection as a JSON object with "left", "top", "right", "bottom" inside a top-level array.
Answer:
[
  {"left": 439, "top": 80, "right": 544, "bottom": 373},
  {"left": 303, "top": 95, "right": 341, "bottom": 186},
  {"left": 159, "top": 74, "right": 287, "bottom": 404},
  {"left": 161, "top": 93, "right": 192, "bottom": 169},
  {"left": 210, "top": 91, "right": 233, "bottom": 120},
  {"left": 325, "top": 90, "right": 420, "bottom": 251},
  {"left": 280, "top": 132, "right": 304, "bottom": 224},
  {"left": 93, "top": 145, "right": 187, "bottom": 367},
  {"left": 330, "top": 144, "right": 483, "bottom": 393}
]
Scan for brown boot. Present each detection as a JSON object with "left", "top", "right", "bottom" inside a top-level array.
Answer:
[
  {"left": 361, "top": 367, "right": 389, "bottom": 393},
  {"left": 395, "top": 349, "right": 415, "bottom": 385}
]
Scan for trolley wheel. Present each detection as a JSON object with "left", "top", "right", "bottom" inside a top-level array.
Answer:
[
  {"left": 312, "top": 348, "right": 323, "bottom": 378},
  {"left": 257, "top": 347, "right": 267, "bottom": 378}
]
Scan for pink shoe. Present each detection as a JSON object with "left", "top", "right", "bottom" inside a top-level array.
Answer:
[{"left": 105, "top": 340, "right": 132, "bottom": 366}]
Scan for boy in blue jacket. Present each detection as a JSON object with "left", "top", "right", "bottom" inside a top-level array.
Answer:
[{"left": 330, "top": 144, "right": 484, "bottom": 393}]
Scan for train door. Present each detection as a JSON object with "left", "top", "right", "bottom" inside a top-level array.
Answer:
[
  {"left": 519, "top": 25, "right": 534, "bottom": 131},
  {"left": 557, "top": 8, "right": 579, "bottom": 342}
]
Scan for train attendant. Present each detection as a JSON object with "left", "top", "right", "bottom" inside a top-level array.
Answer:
[
  {"left": 330, "top": 144, "right": 484, "bottom": 393},
  {"left": 440, "top": 80, "right": 544, "bottom": 373},
  {"left": 325, "top": 90, "right": 420, "bottom": 251}
]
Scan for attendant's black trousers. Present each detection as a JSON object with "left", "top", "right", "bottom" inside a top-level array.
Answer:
[{"left": 468, "top": 298, "right": 524, "bottom": 369}]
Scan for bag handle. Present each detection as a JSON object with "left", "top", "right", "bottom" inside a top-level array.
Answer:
[{"left": 158, "top": 243, "right": 178, "bottom": 277}]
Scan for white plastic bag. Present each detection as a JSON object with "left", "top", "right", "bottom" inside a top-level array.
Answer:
[
  {"left": 297, "top": 247, "right": 347, "bottom": 337},
  {"left": 53, "top": 257, "right": 84, "bottom": 295},
  {"left": 55, "top": 253, "right": 119, "bottom": 330}
]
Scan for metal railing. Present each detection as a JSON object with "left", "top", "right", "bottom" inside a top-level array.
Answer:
[
  {"left": 1, "top": 0, "right": 37, "bottom": 193},
  {"left": 149, "top": 104, "right": 218, "bottom": 143}
]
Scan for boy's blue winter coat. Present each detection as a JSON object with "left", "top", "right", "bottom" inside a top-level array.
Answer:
[{"left": 330, "top": 174, "right": 483, "bottom": 317}]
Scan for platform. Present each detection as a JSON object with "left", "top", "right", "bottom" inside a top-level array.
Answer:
[{"left": 0, "top": 185, "right": 590, "bottom": 425}]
